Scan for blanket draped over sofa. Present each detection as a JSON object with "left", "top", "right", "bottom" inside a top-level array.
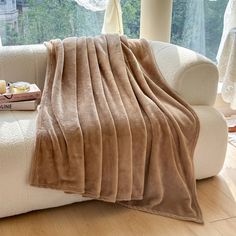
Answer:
[{"left": 30, "top": 34, "right": 203, "bottom": 223}]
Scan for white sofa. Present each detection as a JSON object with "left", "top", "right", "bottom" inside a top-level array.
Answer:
[{"left": 0, "top": 41, "right": 228, "bottom": 218}]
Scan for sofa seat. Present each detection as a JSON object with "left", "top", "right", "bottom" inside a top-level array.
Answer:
[
  {"left": 0, "top": 106, "right": 227, "bottom": 218},
  {"left": 0, "top": 111, "right": 89, "bottom": 218}
]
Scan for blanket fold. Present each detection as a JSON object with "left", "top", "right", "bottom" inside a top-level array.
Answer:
[{"left": 30, "top": 34, "right": 203, "bottom": 223}]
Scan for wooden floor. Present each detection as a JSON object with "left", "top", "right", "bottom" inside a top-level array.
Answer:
[{"left": 1, "top": 145, "right": 236, "bottom": 236}]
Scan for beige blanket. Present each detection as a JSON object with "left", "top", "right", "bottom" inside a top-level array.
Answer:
[{"left": 30, "top": 35, "right": 203, "bottom": 223}]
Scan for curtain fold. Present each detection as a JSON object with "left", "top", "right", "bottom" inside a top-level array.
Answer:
[
  {"left": 74, "top": 0, "right": 108, "bottom": 11},
  {"left": 217, "top": 0, "right": 236, "bottom": 62},
  {"left": 102, "top": 0, "right": 123, "bottom": 35},
  {"left": 74, "top": 0, "right": 123, "bottom": 35},
  {"left": 217, "top": 0, "right": 236, "bottom": 109},
  {"left": 182, "top": 0, "right": 205, "bottom": 55},
  {"left": 218, "top": 29, "right": 236, "bottom": 109}
]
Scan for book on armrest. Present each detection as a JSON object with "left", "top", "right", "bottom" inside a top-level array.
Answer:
[{"left": 0, "top": 84, "right": 41, "bottom": 103}]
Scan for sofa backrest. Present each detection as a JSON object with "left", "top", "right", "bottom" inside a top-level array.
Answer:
[{"left": 0, "top": 44, "right": 47, "bottom": 91}]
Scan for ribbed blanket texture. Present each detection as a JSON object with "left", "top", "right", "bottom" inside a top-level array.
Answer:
[{"left": 30, "top": 35, "right": 203, "bottom": 223}]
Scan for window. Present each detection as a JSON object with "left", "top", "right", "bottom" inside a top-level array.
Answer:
[
  {"left": 0, "top": 0, "right": 141, "bottom": 46},
  {"left": 171, "top": 0, "right": 229, "bottom": 61},
  {"left": 0, "top": 0, "right": 105, "bottom": 46},
  {"left": 1, "top": 0, "right": 227, "bottom": 60},
  {"left": 121, "top": 0, "right": 140, "bottom": 38}
]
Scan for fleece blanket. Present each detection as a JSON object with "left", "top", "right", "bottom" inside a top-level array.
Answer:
[{"left": 30, "top": 34, "right": 203, "bottom": 223}]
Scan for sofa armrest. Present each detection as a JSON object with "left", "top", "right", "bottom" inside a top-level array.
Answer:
[{"left": 150, "top": 41, "right": 219, "bottom": 106}]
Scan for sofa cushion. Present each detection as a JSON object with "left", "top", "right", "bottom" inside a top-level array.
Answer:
[{"left": 0, "top": 111, "right": 88, "bottom": 218}]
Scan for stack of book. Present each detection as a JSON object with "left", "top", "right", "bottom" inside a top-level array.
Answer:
[{"left": 0, "top": 81, "right": 41, "bottom": 111}]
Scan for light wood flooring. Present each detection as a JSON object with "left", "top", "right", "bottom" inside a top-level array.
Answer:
[{"left": 1, "top": 144, "right": 236, "bottom": 236}]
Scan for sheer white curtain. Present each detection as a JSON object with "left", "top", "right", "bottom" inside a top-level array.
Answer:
[
  {"left": 74, "top": 0, "right": 108, "bottom": 11},
  {"left": 74, "top": 0, "right": 123, "bottom": 34},
  {"left": 217, "top": 0, "right": 236, "bottom": 61},
  {"left": 181, "top": 0, "right": 205, "bottom": 55},
  {"left": 217, "top": 0, "right": 236, "bottom": 109},
  {"left": 102, "top": 0, "right": 123, "bottom": 34}
]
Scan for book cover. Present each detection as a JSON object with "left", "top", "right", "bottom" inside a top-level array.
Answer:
[
  {"left": 0, "top": 84, "right": 41, "bottom": 103},
  {"left": 0, "top": 100, "right": 38, "bottom": 111}
]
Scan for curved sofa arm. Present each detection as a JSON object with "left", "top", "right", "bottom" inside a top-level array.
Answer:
[{"left": 149, "top": 41, "right": 219, "bottom": 106}]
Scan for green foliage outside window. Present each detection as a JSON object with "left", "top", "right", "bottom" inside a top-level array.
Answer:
[
  {"left": 1, "top": 0, "right": 140, "bottom": 46},
  {"left": 0, "top": 0, "right": 229, "bottom": 62},
  {"left": 121, "top": 0, "right": 140, "bottom": 38},
  {"left": 122, "top": 0, "right": 228, "bottom": 61},
  {"left": 2, "top": 0, "right": 104, "bottom": 45}
]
